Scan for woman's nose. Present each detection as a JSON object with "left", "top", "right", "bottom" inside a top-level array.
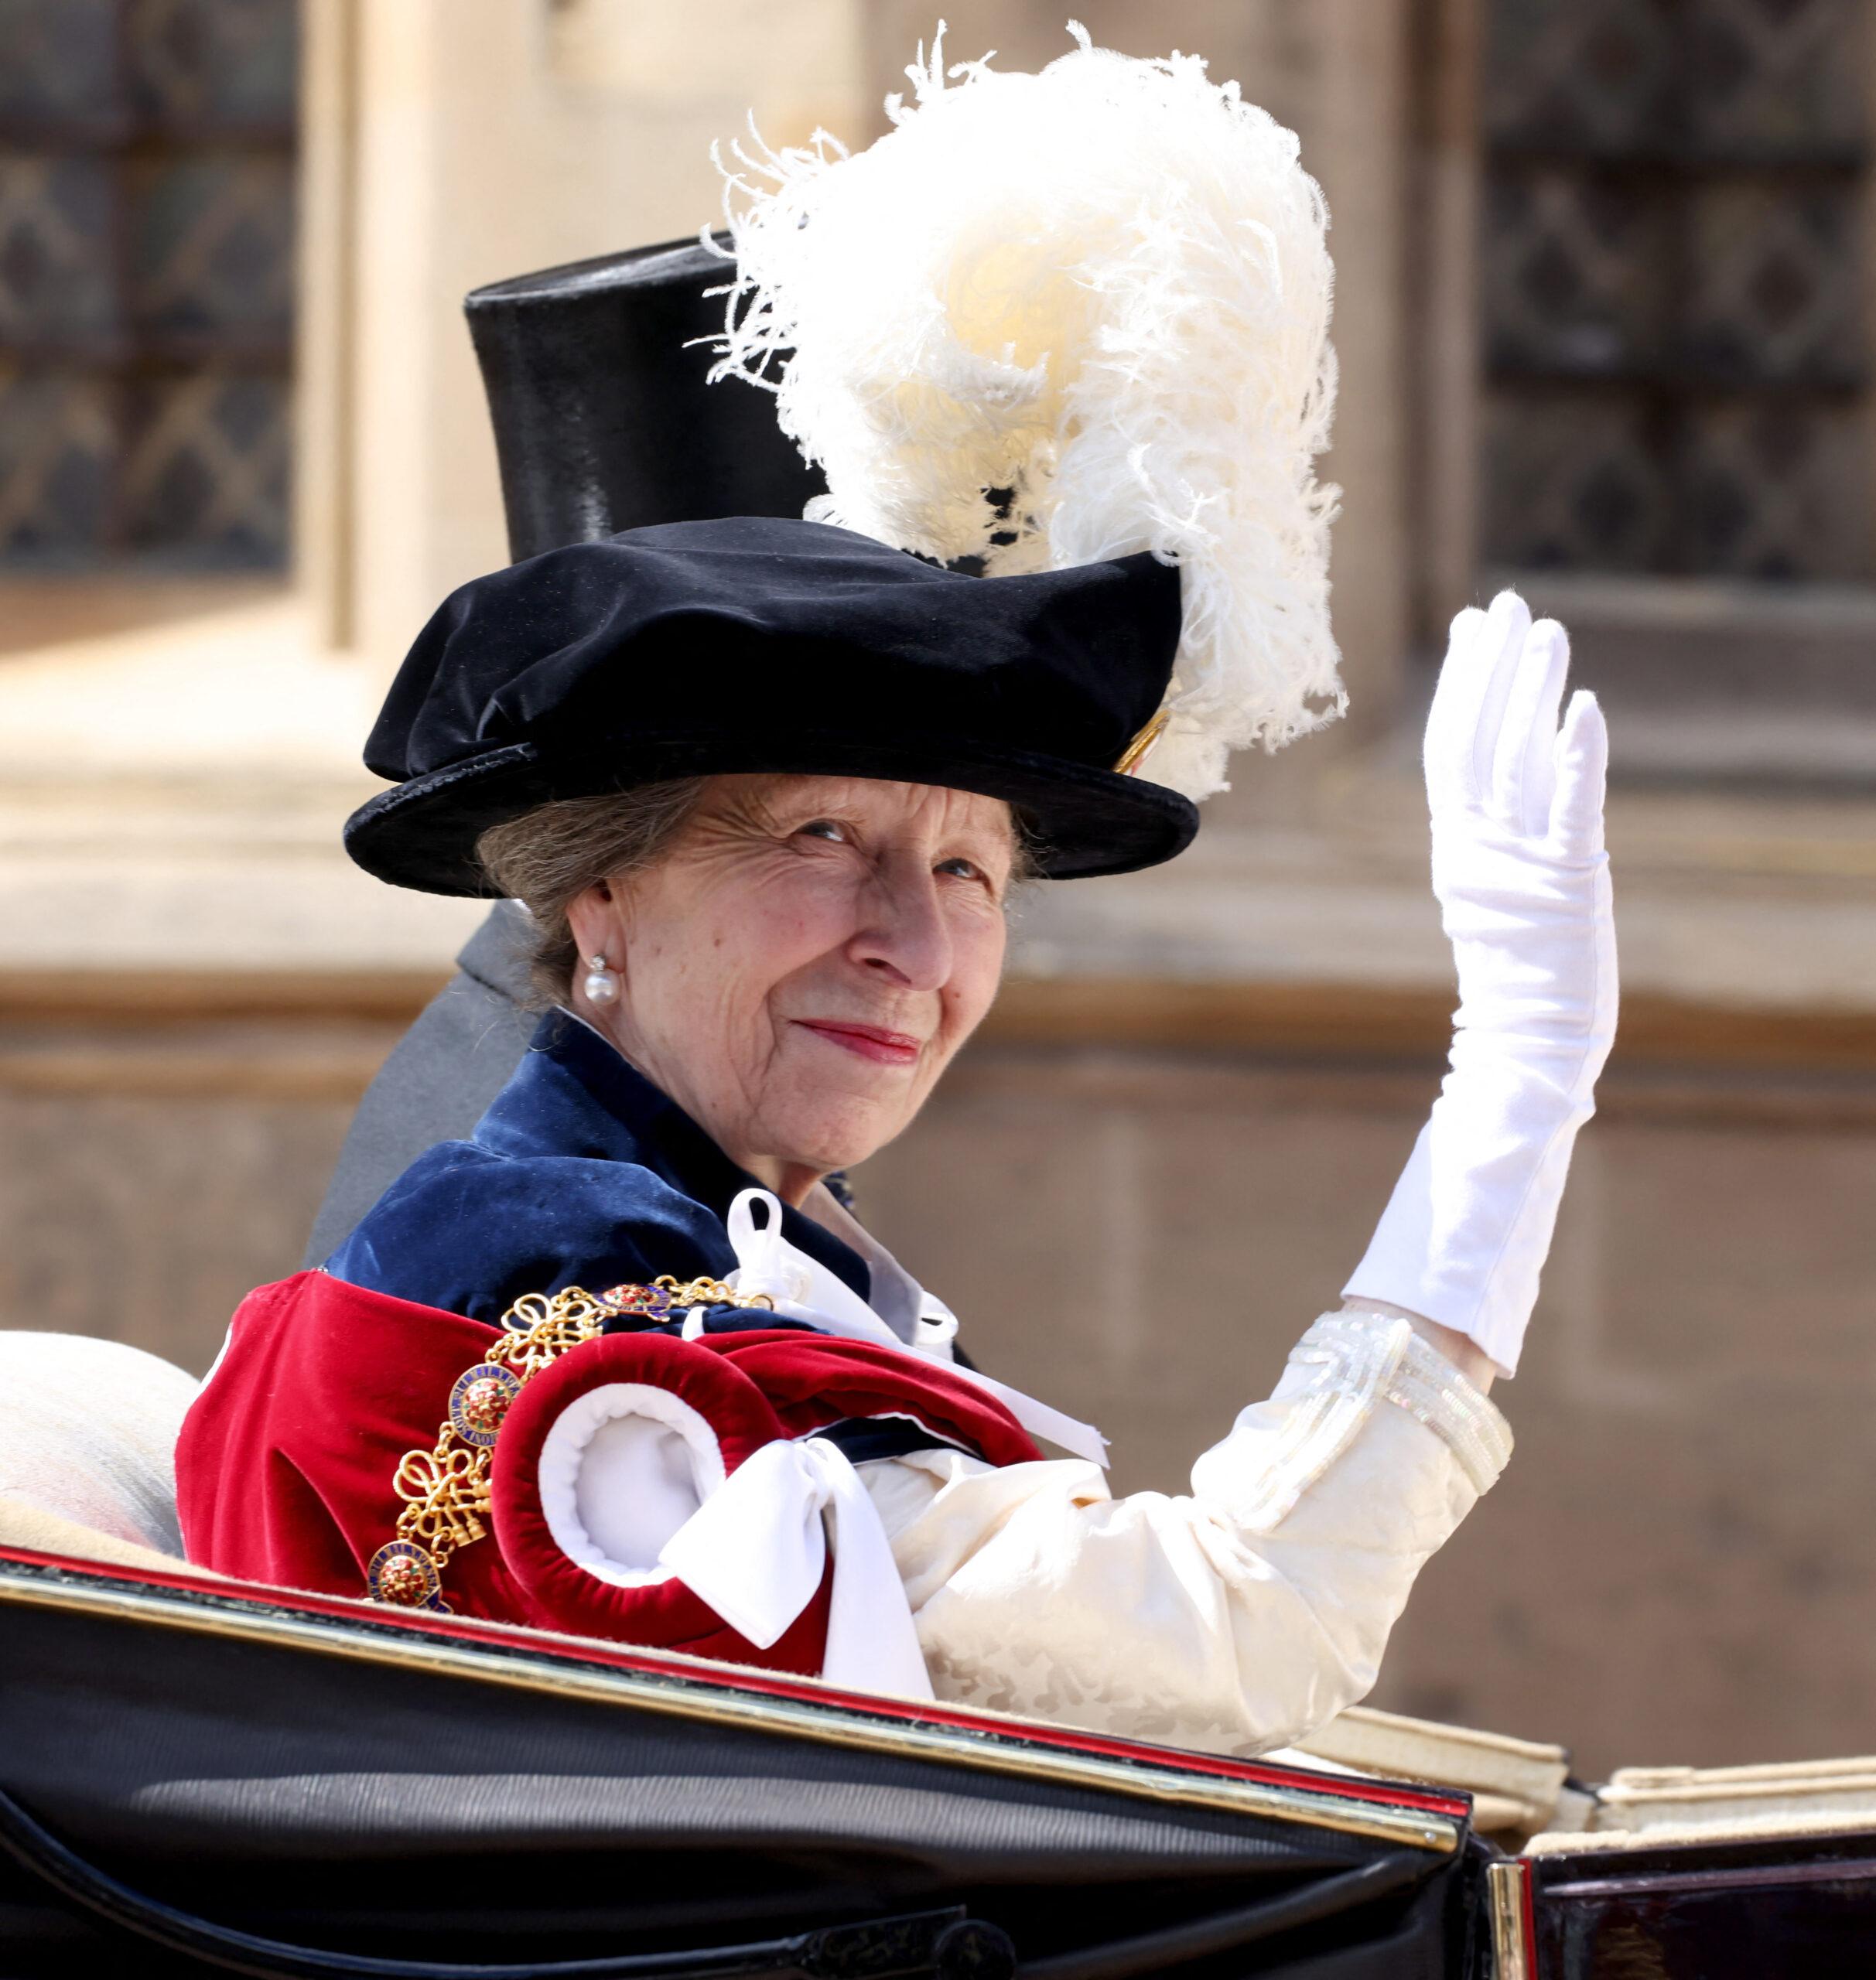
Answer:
[{"left": 850, "top": 867, "right": 952, "bottom": 992}]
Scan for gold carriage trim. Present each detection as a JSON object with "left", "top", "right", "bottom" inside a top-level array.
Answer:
[{"left": 365, "top": 1276, "right": 774, "bottom": 1611}]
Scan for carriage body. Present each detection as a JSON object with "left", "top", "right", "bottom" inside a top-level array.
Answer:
[{"left": 5, "top": 1547, "right": 1871, "bottom": 1979}]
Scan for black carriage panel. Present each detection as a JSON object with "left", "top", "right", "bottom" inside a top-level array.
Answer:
[
  {"left": 0, "top": 1550, "right": 1481, "bottom": 1979},
  {"left": 1502, "top": 1830, "right": 1876, "bottom": 1978}
]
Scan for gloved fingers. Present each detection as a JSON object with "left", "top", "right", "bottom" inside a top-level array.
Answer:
[
  {"left": 1423, "top": 605, "right": 1490, "bottom": 809},
  {"left": 1467, "top": 592, "right": 1534, "bottom": 810},
  {"left": 1494, "top": 616, "right": 1570, "bottom": 837},
  {"left": 1550, "top": 690, "right": 1609, "bottom": 859}
]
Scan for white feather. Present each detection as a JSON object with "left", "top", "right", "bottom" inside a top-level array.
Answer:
[{"left": 709, "top": 23, "right": 1343, "bottom": 798}]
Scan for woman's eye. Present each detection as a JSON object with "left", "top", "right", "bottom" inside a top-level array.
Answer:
[
  {"left": 796, "top": 818, "right": 847, "bottom": 843},
  {"left": 937, "top": 857, "right": 985, "bottom": 882}
]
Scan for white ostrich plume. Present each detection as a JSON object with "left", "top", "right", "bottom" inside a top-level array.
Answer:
[{"left": 708, "top": 22, "right": 1343, "bottom": 798}]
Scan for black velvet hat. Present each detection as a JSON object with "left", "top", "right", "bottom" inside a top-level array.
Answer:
[{"left": 343, "top": 516, "right": 1194, "bottom": 894}]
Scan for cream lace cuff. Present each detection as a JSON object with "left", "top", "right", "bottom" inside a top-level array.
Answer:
[{"left": 1234, "top": 1311, "right": 1514, "bottom": 1533}]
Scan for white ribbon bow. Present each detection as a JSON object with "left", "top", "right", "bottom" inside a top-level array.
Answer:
[
  {"left": 555, "top": 1189, "right": 1105, "bottom": 1700},
  {"left": 658, "top": 1433, "right": 932, "bottom": 1699}
]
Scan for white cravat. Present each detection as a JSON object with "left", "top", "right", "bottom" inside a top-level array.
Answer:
[{"left": 723, "top": 1188, "right": 1108, "bottom": 1465}]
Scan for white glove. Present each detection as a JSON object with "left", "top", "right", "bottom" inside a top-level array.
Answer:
[{"left": 1345, "top": 592, "right": 1616, "bottom": 1376}]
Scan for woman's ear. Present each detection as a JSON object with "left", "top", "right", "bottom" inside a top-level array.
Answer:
[
  {"left": 565, "top": 881, "right": 620, "bottom": 971},
  {"left": 565, "top": 882, "right": 630, "bottom": 1017}
]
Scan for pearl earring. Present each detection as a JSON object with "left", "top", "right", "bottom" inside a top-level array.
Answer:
[{"left": 582, "top": 953, "right": 619, "bottom": 1005}]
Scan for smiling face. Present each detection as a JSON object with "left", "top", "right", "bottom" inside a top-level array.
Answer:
[{"left": 564, "top": 774, "right": 1017, "bottom": 1203}]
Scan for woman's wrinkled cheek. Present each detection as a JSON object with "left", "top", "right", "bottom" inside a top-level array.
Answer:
[
  {"left": 705, "top": 913, "right": 813, "bottom": 1107},
  {"left": 944, "top": 920, "right": 1006, "bottom": 1045}
]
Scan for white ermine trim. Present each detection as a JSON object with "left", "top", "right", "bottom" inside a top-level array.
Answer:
[
  {"left": 709, "top": 22, "right": 1344, "bottom": 796},
  {"left": 538, "top": 1382, "right": 728, "bottom": 1588}
]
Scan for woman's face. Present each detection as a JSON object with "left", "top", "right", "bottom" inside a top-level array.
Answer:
[{"left": 566, "top": 774, "right": 1017, "bottom": 1202}]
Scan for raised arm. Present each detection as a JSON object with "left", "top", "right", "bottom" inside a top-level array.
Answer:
[
  {"left": 866, "top": 595, "right": 1616, "bottom": 1751},
  {"left": 1345, "top": 590, "right": 1615, "bottom": 1379}
]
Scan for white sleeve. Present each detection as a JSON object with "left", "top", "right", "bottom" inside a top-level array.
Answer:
[{"left": 860, "top": 1310, "right": 1512, "bottom": 1756}]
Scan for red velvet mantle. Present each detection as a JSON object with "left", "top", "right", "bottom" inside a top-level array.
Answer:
[{"left": 176, "top": 1271, "right": 1037, "bottom": 1675}]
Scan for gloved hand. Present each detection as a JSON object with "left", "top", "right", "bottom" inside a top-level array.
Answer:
[{"left": 1344, "top": 592, "right": 1616, "bottom": 1376}]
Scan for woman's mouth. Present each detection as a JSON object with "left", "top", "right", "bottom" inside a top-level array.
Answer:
[{"left": 794, "top": 1020, "right": 922, "bottom": 1067}]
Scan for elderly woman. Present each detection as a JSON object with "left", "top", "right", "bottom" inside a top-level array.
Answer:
[
  {"left": 176, "top": 516, "right": 1611, "bottom": 1754},
  {"left": 177, "top": 38, "right": 1615, "bottom": 1755}
]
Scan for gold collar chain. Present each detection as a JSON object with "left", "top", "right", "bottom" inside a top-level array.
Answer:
[{"left": 366, "top": 1275, "right": 772, "bottom": 1610}]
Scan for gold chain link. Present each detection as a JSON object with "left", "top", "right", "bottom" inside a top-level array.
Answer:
[{"left": 364, "top": 1276, "right": 774, "bottom": 1611}]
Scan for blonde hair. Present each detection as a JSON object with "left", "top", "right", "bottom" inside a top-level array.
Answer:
[{"left": 474, "top": 780, "right": 707, "bottom": 1008}]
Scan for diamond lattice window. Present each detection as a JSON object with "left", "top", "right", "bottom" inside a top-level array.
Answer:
[
  {"left": 1481, "top": 0, "right": 1869, "bottom": 580},
  {"left": 0, "top": 0, "right": 296, "bottom": 570}
]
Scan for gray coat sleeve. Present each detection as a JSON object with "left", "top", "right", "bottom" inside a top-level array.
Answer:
[{"left": 300, "top": 903, "right": 538, "bottom": 1267}]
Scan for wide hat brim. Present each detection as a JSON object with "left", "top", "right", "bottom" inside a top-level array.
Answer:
[
  {"left": 344, "top": 731, "right": 1196, "bottom": 895},
  {"left": 348, "top": 517, "right": 1198, "bottom": 893}
]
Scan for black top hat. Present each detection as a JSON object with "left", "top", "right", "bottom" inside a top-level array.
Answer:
[{"left": 465, "top": 236, "right": 825, "bottom": 562}]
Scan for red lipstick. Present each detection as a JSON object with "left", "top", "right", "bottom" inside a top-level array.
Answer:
[{"left": 794, "top": 1020, "right": 921, "bottom": 1067}]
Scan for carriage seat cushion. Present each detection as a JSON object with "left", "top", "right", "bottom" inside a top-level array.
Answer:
[{"left": 0, "top": 1332, "right": 199, "bottom": 1558}]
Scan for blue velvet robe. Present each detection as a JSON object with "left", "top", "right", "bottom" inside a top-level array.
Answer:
[{"left": 326, "top": 1011, "right": 875, "bottom": 1327}]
